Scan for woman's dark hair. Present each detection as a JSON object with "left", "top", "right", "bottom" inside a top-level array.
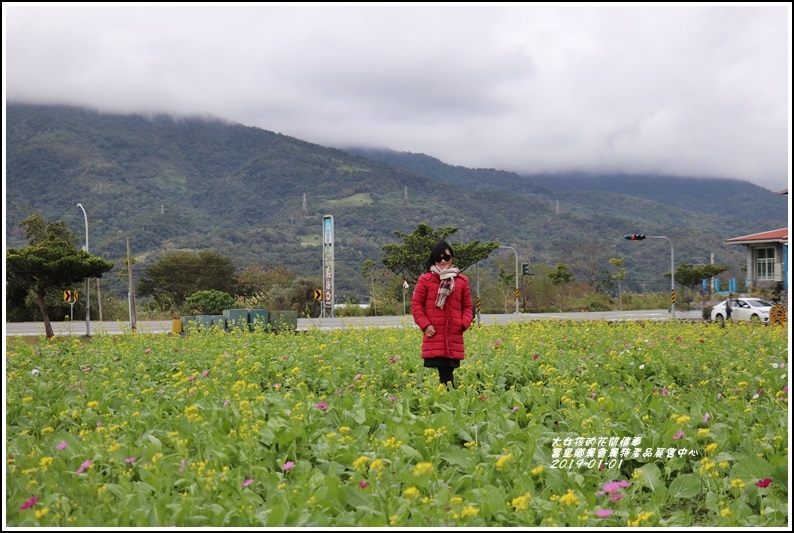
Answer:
[{"left": 425, "top": 240, "right": 455, "bottom": 271}]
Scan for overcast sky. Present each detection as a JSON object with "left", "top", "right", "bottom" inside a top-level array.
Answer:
[{"left": 3, "top": 3, "right": 791, "bottom": 192}]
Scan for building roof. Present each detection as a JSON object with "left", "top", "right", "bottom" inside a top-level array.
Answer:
[{"left": 725, "top": 228, "right": 788, "bottom": 245}]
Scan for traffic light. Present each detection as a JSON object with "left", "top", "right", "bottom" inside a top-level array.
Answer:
[
  {"left": 624, "top": 234, "right": 646, "bottom": 240},
  {"left": 521, "top": 262, "right": 530, "bottom": 275}
]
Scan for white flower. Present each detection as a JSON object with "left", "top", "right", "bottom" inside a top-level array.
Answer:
[
  {"left": 639, "top": 364, "right": 645, "bottom": 370},
  {"left": 31, "top": 369, "right": 40, "bottom": 376}
]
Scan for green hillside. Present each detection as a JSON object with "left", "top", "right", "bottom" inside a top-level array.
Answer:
[{"left": 6, "top": 103, "right": 787, "bottom": 302}]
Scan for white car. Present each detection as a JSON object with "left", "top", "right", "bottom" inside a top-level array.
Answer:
[{"left": 711, "top": 297, "right": 774, "bottom": 323}]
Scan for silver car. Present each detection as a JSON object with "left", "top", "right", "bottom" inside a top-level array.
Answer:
[{"left": 711, "top": 297, "right": 774, "bottom": 323}]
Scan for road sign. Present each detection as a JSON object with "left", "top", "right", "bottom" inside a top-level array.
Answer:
[
  {"left": 63, "top": 290, "right": 78, "bottom": 302},
  {"left": 515, "top": 288, "right": 520, "bottom": 300},
  {"left": 313, "top": 289, "right": 322, "bottom": 301}
]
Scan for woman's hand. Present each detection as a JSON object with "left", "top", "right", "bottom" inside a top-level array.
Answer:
[{"left": 424, "top": 325, "right": 436, "bottom": 337}]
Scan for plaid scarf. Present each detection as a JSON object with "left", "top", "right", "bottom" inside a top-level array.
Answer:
[{"left": 430, "top": 265, "right": 459, "bottom": 308}]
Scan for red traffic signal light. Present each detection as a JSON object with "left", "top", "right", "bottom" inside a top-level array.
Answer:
[{"left": 624, "top": 234, "right": 646, "bottom": 240}]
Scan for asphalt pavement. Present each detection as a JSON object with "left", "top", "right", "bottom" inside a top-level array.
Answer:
[{"left": 4, "top": 309, "right": 705, "bottom": 337}]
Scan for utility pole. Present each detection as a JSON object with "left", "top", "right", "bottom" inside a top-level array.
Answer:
[
  {"left": 127, "top": 237, "right": 137, "bottom": 332},
  {"left": 76, "top": 203, "right": 90, "bottom": 336}
]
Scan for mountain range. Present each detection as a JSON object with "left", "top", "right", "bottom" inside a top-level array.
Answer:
[{"left": 5, "top": 103, "right": 788, "bottom": 301}]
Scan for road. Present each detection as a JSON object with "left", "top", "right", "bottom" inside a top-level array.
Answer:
[{"left": 4, "top": 309, "right": 703, "bottom": 337}]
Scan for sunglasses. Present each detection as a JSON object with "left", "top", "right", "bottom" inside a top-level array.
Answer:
[{"left": 437, "top": 253, "right": 452, "bottom": 262}]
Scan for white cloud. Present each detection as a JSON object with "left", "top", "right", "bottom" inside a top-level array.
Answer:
[{"left": 4, "top": 3, "right": 791, "bottom": 191}]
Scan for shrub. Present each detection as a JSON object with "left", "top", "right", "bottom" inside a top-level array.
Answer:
[{"left": 183, "top": 290, "right": 236, "bottom": 315}]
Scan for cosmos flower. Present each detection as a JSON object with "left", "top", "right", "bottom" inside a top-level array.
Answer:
[
  {"left": 316, "top": 402, "right": 328, "bottom": 412},
  {"left": 755, "top": 478, "right": 772, "bottom": 488},
  {"left": 281, "top": 461, "right": 295, "bottom": 471},
  {"left": 242, "top": 478, "right": 254, "bottom": 487},
  {"left": 595, "top": 509, "right": 612, "bottom": 518},
  {"left": 19, "top": 495, "right": 39, "bottom": 510},
  {"left": 56, "top": 440, "right": 68, "bottom": 450},
  {"left": 76, "top": 459, "right": 92, "bottom": 474}
]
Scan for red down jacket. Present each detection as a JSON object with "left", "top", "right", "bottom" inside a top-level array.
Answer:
[{"left": 411, "top": 271, "right": 473, "bottom": 360}]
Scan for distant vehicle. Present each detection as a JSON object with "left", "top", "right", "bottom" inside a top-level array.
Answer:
[{"left": 711, "top": 297, "right": 774, "bottom": 323}]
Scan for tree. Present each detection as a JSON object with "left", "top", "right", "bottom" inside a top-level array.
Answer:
[
  {"left": 609, "top": 257, "right": 626, "bottom": 309},
  {"left": 6, "top": 214, "right": 114, "bottom": 338},
  {"left": 184, "top": 290, "right": 236, "bottom": 315},
  {"left": 562, "top": 240, "right": 614, "bottom": 293},
  {"left": 665, "top": 263, "right": 728, "bottom": 296},
  {"left": 381, "top": 222, "right": 499, "bottom": 284},
  {"left": 548, "top": 262, "right": 575, "bottom": 285},
  {"left": 137, "top": 251, "right": 237, "bottom": 309}
]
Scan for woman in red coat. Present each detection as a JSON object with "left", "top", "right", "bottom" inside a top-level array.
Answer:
[{"left": 411, "top": 240, "right": 473, "bottom": 387}]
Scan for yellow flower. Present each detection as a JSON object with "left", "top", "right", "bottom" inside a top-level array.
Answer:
[
  {"left": 39, "top": 456, "right": 54, "bottom": 469},
  {"left": 496, "top": 453, "right": 513, "bottom": 470},
  {"left": 86, "top": 401, "right": 99, "bottom": 409},
  {"left": 511, "top": 493, "right": 532, "bottom": 511},
  {"left": 35, "top": 508, "right": 49, "bottom": 519},
  {"left": 464, "top": 441, "right": 476, "bottom": 448},
  {"left": 461, "top": 506, "right": 479, "bottom": 518},
  {"left": 704, "top": 443, "right": 718, "bottom": 454},
  {"left": 339, "top": 426, "right": 351, "bottom": 434},
  {"left": 697, "top": 428, "right": 710, "bottom": 437},
  {"left": 403, "top": 486, "right": 420, "bottom": 499},
  {"left": 41, "top": 427, "right": 55, "bottom": 435},
  {"left": 676, "top": 415, "right": 691, "bottom": 425},
  {"left": 531, "top": 465, "right": 544, "bottom": 475},
  {"left": 413, "top": 462, "right": 434, "bottom": 476},
  {"left": 559, "top": 489, "right": 580, "bottom": 507},
  {"left": 720, "top": 508, "right": 731, "bottom": 517},
  {"left": 353, "top": 456, "right": 369, "bottom": 472},
  {"left": 730, "top": 479, "right": 745, "bottom": 490},
  {"left": 450, "top": 496, "right": 463, "bottom": 505}
]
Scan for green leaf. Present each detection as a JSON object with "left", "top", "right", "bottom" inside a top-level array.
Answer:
[{"left": 668, "top": 474, "right": 701, "bottom": 499}]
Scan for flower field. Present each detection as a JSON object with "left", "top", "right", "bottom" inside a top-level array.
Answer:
[{"left": 5, "top": 319, "right": 789, "bottom": 527}]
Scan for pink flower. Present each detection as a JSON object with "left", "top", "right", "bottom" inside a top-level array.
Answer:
[
  {"left": 353, "top": 374, "right": 363, "bottom": 381},
  {"left": 76, "top": 459, "right": 92, "bottom": 474},
  {"left": 755, "top": 478, "right": 772, "bottom": 488},
  {"left": 56, "top": 440, "right": 68, "bottom": 450},
  {"left": 19, "top": 495, "right": 39, "bottom": 510},
  {"left": 359, "top": 481, "right": 369, "bottom": 488},
  {"left": 124, "top": 457, "right": 136, "bottom": 464},
  {"left": 189, "top": 375, "right": 196, "bottom": 382},
  {"left": 703, "top": 412, "right": 710, "bottom": 423},
  {"left": 661, "top": 388, "right": 669, "bottom": 395},
  {"left": 533, "top": 353, "right": 539, "bottom": 360},
  {"left": 96, "top": 421, "right": 102, "bottom": 428},
  {"left": 223, "top": 399, "right": 230, "bottom": 407},
  {"left": 602, "top": 481, "right": 622, "bottom": 493},
  {"left": 610, "top": 492, "right": 623, "bottom": 501},
  {"left": 511, "top": 406, "right": 520, "bottom": 413},
  {"left": 202, "top": 369, "right": 210, "bottom": 377},
  {"left": 179, "top": 459, "right": 186, "bottom": 473},
  {"left": 389, "top": 396, "right": 396, "bottom": 402},
  {"left": 144, "top": 348, "right": 151, "bottom": 354},
  {"left": 281, "top": 461, "right": 295, "bottom": 471},
  {"left": 595, "top": 509, "right": 612, "bottom": 518},
  {"left": 316, "top": 402, "right": 328, "bottom": 412},
  {"left": 273, "top": 383, "right": 282, "bottom": 389},
  {"left": 242, "top": 478, "right": 254, "bottom": 487},
  {"left": 673, "top": 430, "right": 684, "bottom": 440}
]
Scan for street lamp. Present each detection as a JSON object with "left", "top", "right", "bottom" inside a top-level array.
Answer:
[
  {"left": 498, "top": 245, "right": 520, "bottom": 314},
  {"left": 76, "top": 203, "right": 91, "bottom": 336},
  {"left": 624, "top": 234, "right": 675, "bottom": 318}
]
